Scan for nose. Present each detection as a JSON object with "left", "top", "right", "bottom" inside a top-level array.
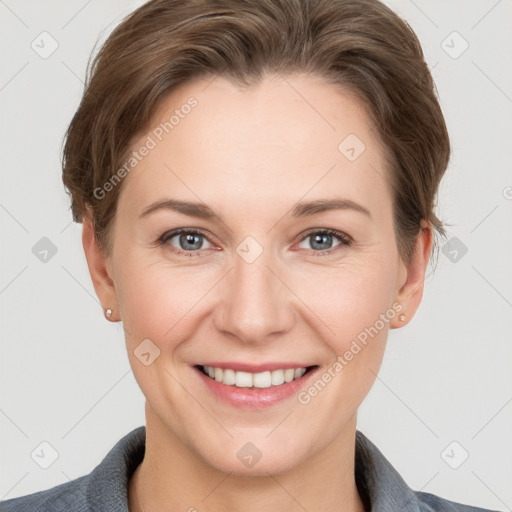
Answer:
[{"left": 213, "top": 247, "right": 295, "bottom": 345}]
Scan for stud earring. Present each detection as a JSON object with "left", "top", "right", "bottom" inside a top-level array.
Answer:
[
  {"left": 399, "top": 313, "right": 406, "bottom": 322},
  {"left": 104, "top": 308, "right": 113, "bottom": 321}
]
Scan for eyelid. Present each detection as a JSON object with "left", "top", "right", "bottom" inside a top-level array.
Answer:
[{"left": 298, "top": 227, "right": 352, "bottom": 244}]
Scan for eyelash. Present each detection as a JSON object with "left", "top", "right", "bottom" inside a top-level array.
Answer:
[{"left": 156, "top": 227, "right": 352, "bottom": 257}]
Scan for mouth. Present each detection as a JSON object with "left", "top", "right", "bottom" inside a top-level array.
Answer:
[
  {"left": 193, "top": 363, "right": 319, "bottom": 409},
  {"left": 195, "top": 364, "right": 317, "bottom": 388}
]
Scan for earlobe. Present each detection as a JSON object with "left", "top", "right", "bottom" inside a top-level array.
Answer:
[
  {"left": 390, "top": 220, "right": 432, "bottom": 329},
  {"left": 82, "top": 213, "right": 119, "bottom": 321}
]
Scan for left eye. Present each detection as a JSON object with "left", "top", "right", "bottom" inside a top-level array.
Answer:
[{"left": 297, "top": 229, "right": 350, "bottom": 253}]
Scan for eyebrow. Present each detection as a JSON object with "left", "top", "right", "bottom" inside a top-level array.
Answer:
[{"left": 139, "top": 197, "right": 371, "bottom": 220}]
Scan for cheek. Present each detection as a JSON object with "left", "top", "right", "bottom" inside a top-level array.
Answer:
[
  {"left": 291, "top": 252, "right": 398, "bottom": 404},
  {"left": 296, "top": 255, "right": 398, "bottom": 345},
  {"left": 115, "top": 251, "right": 220, "bottom": 352},
  {"left": 115, "top": 260, "right": 203, "bottom": 407},
  {"left": 291, "top": 266, "right": 395, "bottom": 421},
  {"left": 119, "top": 270, "right": 187, "bottom": 341}
]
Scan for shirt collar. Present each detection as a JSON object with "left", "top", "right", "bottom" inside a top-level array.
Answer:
[
  {"left": 355, "top": 430, "right": 421, "bottom": 512},
  {"left": 86, "top": 426, "right": 420, "bottom": 512}
]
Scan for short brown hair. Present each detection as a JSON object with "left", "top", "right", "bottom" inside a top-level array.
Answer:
[{"left": 62, "top": 0, "right": 450, "bottom": 264}]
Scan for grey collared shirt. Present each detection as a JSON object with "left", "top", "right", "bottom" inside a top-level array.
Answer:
[{"left": 0, "top": 426, "right": 502, "bottom": 511}]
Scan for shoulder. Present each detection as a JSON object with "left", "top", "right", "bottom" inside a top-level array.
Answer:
[
  {"left": 0, "top": 425, "right": 146, "bottom": 512},
  {"left": 354, "top": 430, "right": 502, "bottom": 512},
  {"left": 0, "top": 475, "right": 90, "bottom": 512},
  {"left": 416, "top": 490, "right": 503, "bottom": 512}
]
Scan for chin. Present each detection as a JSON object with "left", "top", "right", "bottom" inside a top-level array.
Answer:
[
  {"left": 207, "top": 448, "right": 304, "bottom": 477},
  {"left": 189, "top": 430, "right": 311, "bottom": 477}
]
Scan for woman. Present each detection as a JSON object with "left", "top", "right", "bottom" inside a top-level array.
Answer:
[{"left": 0, "top": 0, "right": 503, "bottom": 511}]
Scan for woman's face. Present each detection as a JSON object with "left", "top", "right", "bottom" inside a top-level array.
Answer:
[{"left": 85, "top": 73, "right": 429, "bottom": 475}]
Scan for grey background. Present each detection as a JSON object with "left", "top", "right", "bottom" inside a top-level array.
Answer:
[{"left": 1, "top": 0, "right": 511, "bottom": 509}]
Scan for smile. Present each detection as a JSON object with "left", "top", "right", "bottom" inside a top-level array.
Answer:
[
  {"left": 200, "top": 365, "right": 308, "bottom": 388},
  {"left": 194, "top": 363, "right": 318, "bottom": 409}
]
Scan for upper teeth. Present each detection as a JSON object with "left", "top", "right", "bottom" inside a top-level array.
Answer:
[{"left": 202, "top": 366, "right": 307, "bottom": 388}]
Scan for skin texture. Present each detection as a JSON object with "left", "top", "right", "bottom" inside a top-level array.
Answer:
[{"left": 82, "top": 73, "right": 432, "bottom": 512}]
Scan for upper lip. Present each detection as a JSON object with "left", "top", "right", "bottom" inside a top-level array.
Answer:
[{"left": 195, "top": 362, "right": 315, "bottom": 373}]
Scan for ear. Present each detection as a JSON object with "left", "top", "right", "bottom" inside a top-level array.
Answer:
[
  {"left": 82, "top": 210, "right": 119, "bottom": 321},
  {"left": 390, "top": 219, "right": 432, "bottom": 328}
]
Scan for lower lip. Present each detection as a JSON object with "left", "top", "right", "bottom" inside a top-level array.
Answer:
[{"left": 194, "top": 366, "right": 318, "bottom": 409}]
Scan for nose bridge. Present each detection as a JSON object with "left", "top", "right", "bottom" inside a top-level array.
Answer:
[{"left": 215, "top": 240, "right": 292, "bottom": 343}]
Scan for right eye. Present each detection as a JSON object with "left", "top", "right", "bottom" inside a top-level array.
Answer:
[{"left": 158, "top": 228, "right": 214, "bottom": 256}]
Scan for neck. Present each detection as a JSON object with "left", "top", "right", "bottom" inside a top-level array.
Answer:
[{"left": 129, "top": 403, "right": 366, "bottom": 512}]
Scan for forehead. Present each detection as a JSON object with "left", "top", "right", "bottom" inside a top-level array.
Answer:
[{"left": 119, "top": 73, "right": 391, "bottom": 219}]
